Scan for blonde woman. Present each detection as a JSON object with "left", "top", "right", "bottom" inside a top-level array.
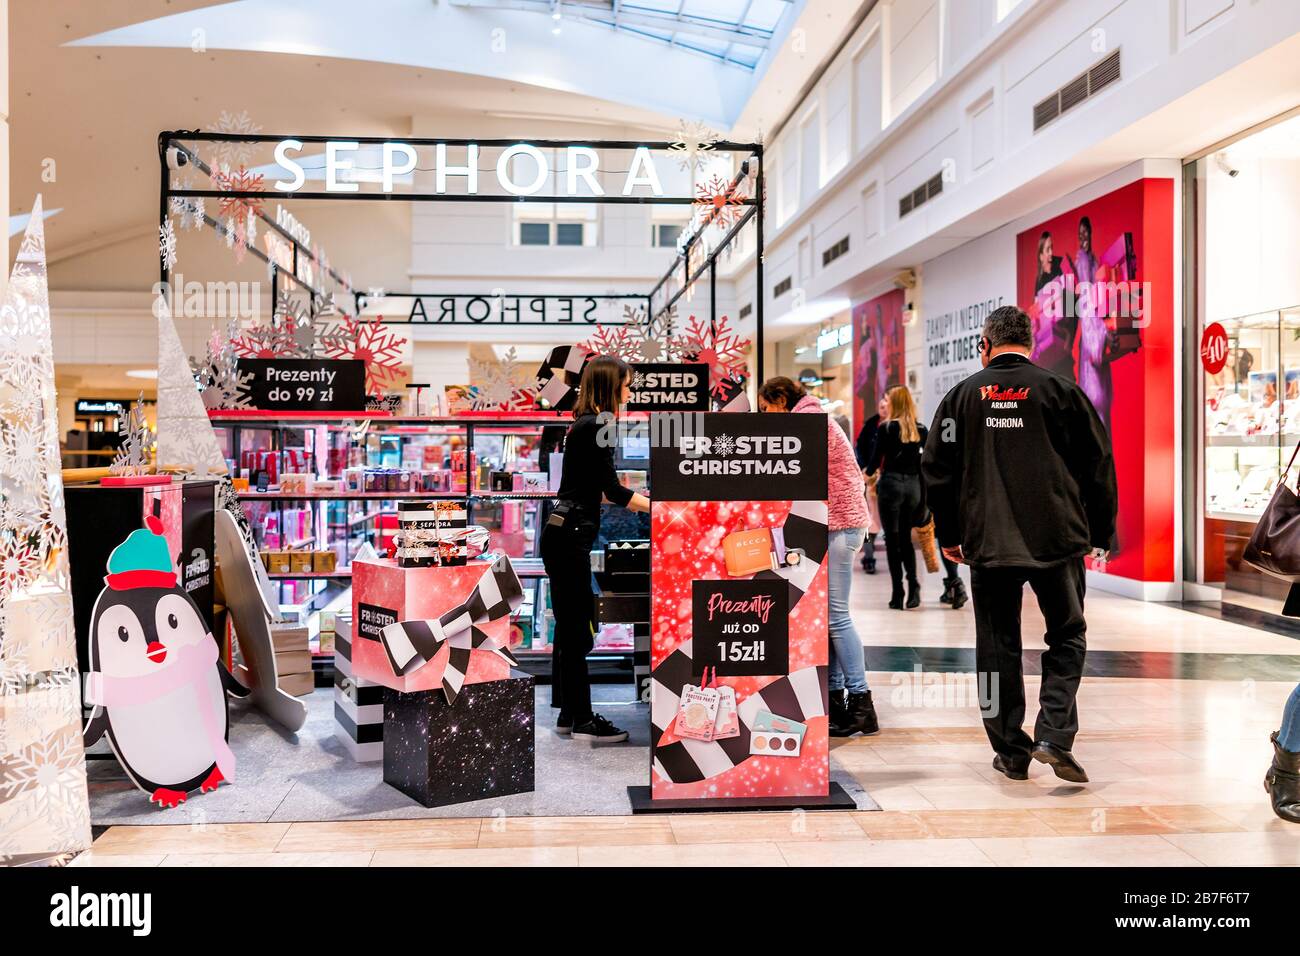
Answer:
[{"left": 866, "top": 386, "right": 926, "bottom": 609}]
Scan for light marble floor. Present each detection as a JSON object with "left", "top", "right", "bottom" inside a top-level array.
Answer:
[{"left": 75, "top": 566, "right": 1300, "bottom": 866}]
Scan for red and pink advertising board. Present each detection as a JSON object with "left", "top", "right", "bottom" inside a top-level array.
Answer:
[{"left": 1015, "top": 177, "right": 1175, "bottom": 583}]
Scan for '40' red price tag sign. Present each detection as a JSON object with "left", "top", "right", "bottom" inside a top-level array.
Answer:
[{"left": 1200, "top": 323, "right": 1228, "bottom": 375}]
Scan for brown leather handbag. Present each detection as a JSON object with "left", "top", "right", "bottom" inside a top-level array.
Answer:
[{"left": 1243, "top": 440, "right": 1300, "bottom": 615}]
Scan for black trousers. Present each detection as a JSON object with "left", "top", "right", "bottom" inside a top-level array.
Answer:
[
  {"left": 540, "top": 520, "right": 597, "bottom": 722},
  {"left": 877, "top": 473, "right": 920, "bottom": 594},
  {"left": 969, "top": 558, "right": 1087, "bottom": 760}
]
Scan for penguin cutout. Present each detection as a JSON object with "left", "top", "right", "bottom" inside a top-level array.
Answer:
[{"left": 83, "top": 513, "right": 249, "bottom": 809}]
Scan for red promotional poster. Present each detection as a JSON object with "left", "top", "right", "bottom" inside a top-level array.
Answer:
[
  {"left": 852, "top": 289, "right": 906, "bottom": 438},
  {"left": 1015, "top": 177, "right": 1175, "bottom": 583},
  {"left": 644, "top": 412, "right": 850, "bottom": 806}
]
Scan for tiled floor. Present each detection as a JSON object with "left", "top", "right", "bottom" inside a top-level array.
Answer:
[{"left": 75, "top": 563, "right": 1300, "bottom": 866}]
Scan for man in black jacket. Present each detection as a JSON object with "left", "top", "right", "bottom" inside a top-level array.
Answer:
[{"left": 921, "top": 305, "right": 1117, "bottom": 783}]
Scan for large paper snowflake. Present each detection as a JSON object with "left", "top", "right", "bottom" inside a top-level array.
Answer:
[
  {"left": 159, "top": 219, "right": 178, "bottom": 270},
  {"left": 192, "top": 324, "right": 255, "bottom": 411},
  {"left": 693, "top": 174, "right": 749, "bottom": 230},
  {"left": 320, "top": 314, "right": 408, "bottom": 395},
  {"left": 669, "top": 119, "right": 719, "bottom": 172},
  {"left": 210, "top": 109, "right": 263, "bottom": 168},
  {"left": 468, "top": 347, "right": 537, "bottom": 411},
  {"left": 581, "top": 324, "right": 641, "bottom": 363},
  {"left": 231, "top": 322, "right": 296, "bottom": 360},
  {"left": 670, "top": 314, "right": 751, "bottom": 397}
]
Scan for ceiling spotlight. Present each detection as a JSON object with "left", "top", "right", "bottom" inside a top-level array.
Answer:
[
  {"left": 126, "top": 369, "right": 158, "bottom": 380},
  {"left": 552, "top": 25, "right": 562, "bottom": 34}
]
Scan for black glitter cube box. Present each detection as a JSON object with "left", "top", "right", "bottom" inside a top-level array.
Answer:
[{"left": 382, "top": 671, "right": 535, "bottom": 808}]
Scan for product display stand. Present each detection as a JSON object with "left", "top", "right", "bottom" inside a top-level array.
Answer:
[{"left": 635, "top": 411, "right": 854, "bottom": 813}]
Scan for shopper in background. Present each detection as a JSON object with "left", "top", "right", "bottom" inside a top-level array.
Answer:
[
  {"left": 758, "top": 377, "right": 878, "bottom": 736},
  {"left": 866, "top": 386, "right": 926, "bottom": 610},
  {"left": 1266, "top": 683, "right": 1300, "bottom": 822},
  {"left": 855, "top": 395, "right": 887, "bottom": 574},
  {"left": 922, "top": 305, "right": 1117, "bottom": 783},
  {"left": 541, "top": 355, "right": 650, "bottom": 744}
]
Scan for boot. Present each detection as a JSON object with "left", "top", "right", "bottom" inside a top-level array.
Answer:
[
  {"left": 1265, "top": 732, "right": 1300, "bottom": 823},
  {"left": 828, "top": 689, "right": 852, "bottom": 737},
  {"left": 939, "top": 578, "right": 955, "bottom": 605},
  {"left": 845, "top": 690, "right": 880, "bottom": 736},
  {"left": 888, "top": 583, "right": 904, "bottom": 610},
  {"left": 905, "top": 578, "right": 921, "bottom": 609},
  {"left": 949, "top": 577, "right": 968, "bottom": 610}
]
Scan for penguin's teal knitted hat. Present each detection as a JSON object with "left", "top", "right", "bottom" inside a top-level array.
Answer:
[{"left": 105, "top": 514, "right": 177, "bottom": 591}]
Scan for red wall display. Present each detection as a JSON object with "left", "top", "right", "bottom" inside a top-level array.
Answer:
[
  {"left": 645, "top": 412, "right": 850, "bottom": 807},
  {"left": 1016, "top": 177, "right": 1176, "bottom": 583},
  {"left": 852, "top": 288, "right": 906, "bottom": 438}
]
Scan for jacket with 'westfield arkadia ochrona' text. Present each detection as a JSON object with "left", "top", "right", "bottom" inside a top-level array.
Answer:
[{"left": 920, "top": 352, "right": 1117, "bottom": 569}]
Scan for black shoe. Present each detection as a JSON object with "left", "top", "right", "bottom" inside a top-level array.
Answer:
[
  {"left": 1265, "top": 732, "right": 1300, "bottom": 823},
  {"left": 1031, "top": 740, "right": 1089, "bottom": 783},
  {"left": 555, "top": 713, "right": 573, "bottom": 736},
  {"left": 949, "top": 578, "right": 968, "bottom": 610},
  {"left": 572, "top": 714, "right": 628, "bottom": 743},
  {"left": 828, "top": 689, "right": 852, "bottom": 737},
  {"left": 992, "top": 754, "right": 1030, "bottom": 780},
  {"left": 888, "top": 587, "right": 904, "bottom": 610},
  {"left": 905, "top": 580, "right": 920, "bottom": 609},
  {"left": 863, "top": 557, "right": 877, "bottom": 574},
  {"left": 939, "top": 579, "right": 955, "bottom": 605},
  {"left": 846, "top": 690, "right": 880, "bottom": 736}
]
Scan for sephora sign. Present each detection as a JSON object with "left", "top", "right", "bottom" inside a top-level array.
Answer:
[{"left": 273, "top": 140, "right": 671, "bottom": 197}]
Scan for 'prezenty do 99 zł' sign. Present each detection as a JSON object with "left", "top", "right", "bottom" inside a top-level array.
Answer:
[
  {"left": 238, "top": 359, "right": 367, "bottom": 412},
  {"left": 649, "top": 411, "right": 828, "bottom": 501}
]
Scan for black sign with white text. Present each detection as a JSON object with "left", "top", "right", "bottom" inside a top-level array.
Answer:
[
  {"left": 627, "top": 363, "right": 709, "bottom": 411},
  {"left": 691, "top": 579, "right": 789, "bottom": 676},
  {"left": 238, "top": 358, "right": 366, "bottom": 411},
  {"left": 650, "top": 412, "right": 828, "bottom": 502},
  {"left": 357, "top": 602, "right": 398, "bottom": 642}
]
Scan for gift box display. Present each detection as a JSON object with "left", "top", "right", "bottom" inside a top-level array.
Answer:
[
  {"left": 392, "top": 499, "right": 476, "bottom": 568},
  {"left": 333, "top": 613, "right": 384, "bottom": 762},
  {"left": 382, "top": 671, "right": 535, "bottom": 808}
]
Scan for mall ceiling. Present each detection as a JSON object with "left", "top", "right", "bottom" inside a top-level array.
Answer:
[{"left": 14, "top": 0, "right": 858, "bottom": 278}]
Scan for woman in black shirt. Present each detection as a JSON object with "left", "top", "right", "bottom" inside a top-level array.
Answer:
[
  {"left": 866, "top": 386, "right": 926, "bottom": 609},
  {"left": 541, "top": 355, "right": 649, "bottom": 743}
]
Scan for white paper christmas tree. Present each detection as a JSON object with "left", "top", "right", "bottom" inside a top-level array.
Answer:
[{"left": 0, "top": 196, "right": 92, "bottom": 864}]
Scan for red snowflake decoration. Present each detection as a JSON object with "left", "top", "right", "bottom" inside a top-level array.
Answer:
[
  {"left": 670, "top": 314, "right": 750, "bottom": 397},
  {"left": 580, "top": 324, "right": 641, "bottom": 363},
  {"left": 212, "top": 164, "right": 265, "bottom": 222},
  {"left": 320, "top": 314, "right": 408, "bottom": 395},
  {"left": 231, "top": 325, "right": 297, "bottom": 359},
  {"left": 693, "top": 175, "right": 749, "bottom": 230}
]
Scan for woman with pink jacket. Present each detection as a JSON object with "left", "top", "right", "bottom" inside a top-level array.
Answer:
[{"left": 758, "top": 377, "right": 878, "bottom": 736}]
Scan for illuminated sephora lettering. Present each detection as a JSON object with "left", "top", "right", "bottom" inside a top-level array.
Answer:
[{"left": 273, "top": 140, "right": 666, "bottom": 197}]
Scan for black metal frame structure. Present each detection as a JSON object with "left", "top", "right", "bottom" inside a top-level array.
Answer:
[{"left": 158, "top": 131, "right": 765, "bottom": 381}]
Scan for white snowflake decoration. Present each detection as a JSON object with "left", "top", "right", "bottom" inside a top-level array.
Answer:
[
  {"left": 469, "top": 347, "right": 534, "bottom": 411},
  {"left": 631, "top": 371, "right": 646, "bottom": 391},
  {"left": 669, "top": 119, "right": 720, "bottom": 172},
  {"left": 109, "top": 393, "right": 154, "bottom": 478},
  {"left": 159, "top": 218, "right": 178, "bottom": 270},
  {"left": 210, "top": 109, "right": 263, "bottom": 168},
  {"left": 713, "top": 433, "right": 736, "bottom": 457}
]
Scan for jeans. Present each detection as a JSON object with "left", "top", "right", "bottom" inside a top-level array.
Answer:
[
  {"left": 827, "top": 527, "right": 870, "bottom": 694},
  {"left": 877, "top": 472, "right": 921, "bottom": 595},
  {"left": 1280, "top": 683, "right": 1300, "bottom": 753}
]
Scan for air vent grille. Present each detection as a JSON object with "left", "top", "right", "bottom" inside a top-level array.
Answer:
[
  {"left": 773, "top": 276, "right": 792, "bottom": 298},
  {"left": 899, "top": 171, "right": 945, "bottom": 219},
  {"left": 1033, "top": 48, "right": 1121, "bottom": 133},
  {"left": 822, "top": 236, "right": 850, "bottom": 268}
]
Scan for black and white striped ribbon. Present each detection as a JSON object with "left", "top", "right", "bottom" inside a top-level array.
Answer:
[
  {"left": 534, "top": 345, "right": 590, "bottom": 411},
  {"left": 649, "top": 498, "right": 830, "bottom": 784},
  {"left": 378, "top": 552, "right": 525, "bottom": 703}
]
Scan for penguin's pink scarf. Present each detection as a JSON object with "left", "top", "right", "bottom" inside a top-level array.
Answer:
[{"left": 85, "top": 638, "right": 236, "bottom": 784}]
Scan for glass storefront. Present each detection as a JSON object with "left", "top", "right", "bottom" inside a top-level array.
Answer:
[{"left": 1186, "top": 109, "right": 1300, "bottom": 617}]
